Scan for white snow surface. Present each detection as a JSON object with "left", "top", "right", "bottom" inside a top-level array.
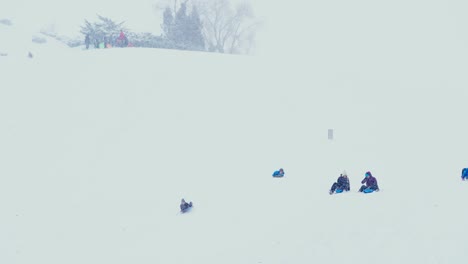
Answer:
[
  {"left": 2, "top": 7, "right": 468, "bottom": 264},
  {"left": 0, "top": 20, "right": 70, "bottom": 59}
]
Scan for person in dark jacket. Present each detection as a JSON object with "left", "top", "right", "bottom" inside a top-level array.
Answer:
[
  {"left": 85, "top": 34, "right": 90, "bottom": 49},
  {"left": 180, "top": 198, "right": 193, "bottom": 213},
  {"left": 272, "top": 168, "right": 285, "bottom": 177},
  {"left": 329, "top": 171, "right": 350, "bottom": 194},
  {"left": 359, "top": 171, "right": 379, "bottom": 192}
]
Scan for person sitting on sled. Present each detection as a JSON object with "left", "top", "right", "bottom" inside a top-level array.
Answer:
[
  {"left": 462, "top": 168, "right": 468, "bottom": 181},
  {"left": 272, "top": 168, "right": 285, "bottom": 177},
  {"left": 329, "top": 171, "right": 350, "bottom": 194},
  {"left": 180, "top": 198, "right": 193, "bottom": 213},
  {"left": 359, "top": 171, "right": 379, "bottom": 192}
]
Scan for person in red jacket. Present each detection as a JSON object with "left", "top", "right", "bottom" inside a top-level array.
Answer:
[
  {"left": 118, "top": 30, "right": 125, "bottom": 40},
  {"left": 117, "top": 30, "right": 128, "bottom": 47}
]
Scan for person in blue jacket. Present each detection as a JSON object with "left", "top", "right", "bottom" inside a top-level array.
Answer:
[
  {"left": 272, "top": 168, "right": 285, "bottom": 177},
  {"left": 359, "top": 171, "right": 379, "bottom": 192},
  {"left": 462, "top": 168, "right": 468, "bottom": 181},
  {"left": 329, "top": 171, "right": 350, "bottom": 194}
]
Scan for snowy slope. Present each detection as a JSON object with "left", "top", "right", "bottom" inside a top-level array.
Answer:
[
  {"left": 1, "top": 2, "right": 468, "bottom": 264},
  {"left": 0, "top": 19, "right": 72, "bottom": 61},
  {"left": 1, "top": 45, "right": 468, "bottom": 264}
]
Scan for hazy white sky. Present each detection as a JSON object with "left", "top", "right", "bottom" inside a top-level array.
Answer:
[
  {"left": 0, "top": 0, "right": 266, "bottom": 35},
  {"left": 1, "top": 0, "right": 467, "bottom": 57},
  {"left": 0, "top": 0, "right": 163, "bottom": 34}
]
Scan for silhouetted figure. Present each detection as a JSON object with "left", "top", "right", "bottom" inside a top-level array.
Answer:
[
  {"left": 85, "top": 34, "right": 90, "bottom": 49},
  {"left": 359, "top": 171, "right": 379, "bottom": 193},
  {"left": 180, "top": 198, "right": 193, "bottom": 213},
  {"left": 117, "top": 30, "right": 128, "bottom": 47},
  {"left": 329, "top": 171, "right": 350, "bottom": 194}
]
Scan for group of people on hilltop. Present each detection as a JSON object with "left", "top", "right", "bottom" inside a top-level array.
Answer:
[
  {"left": 329, "top": 171, "right": 379, "bottom": 194},
  {"left": 85, "top": 30, "right": 130, "bottom": 50}
]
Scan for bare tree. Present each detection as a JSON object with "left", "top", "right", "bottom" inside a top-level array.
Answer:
[
  {"left": 154, "top": 0, "right": 185, "bottom": 18},
  {"left": 196, "top": 0, "right": 260, "bottom": 54},
  {"left": 154, "top": 0, "right": 260, "bottom": 54}
]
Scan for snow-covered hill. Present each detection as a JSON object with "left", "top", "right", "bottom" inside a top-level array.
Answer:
[
  {"left": 0, "top": 18, "right": 72, "bottom": 60},
  {"left": 1, "top": 2, "right": 468, "bottom": 263}
]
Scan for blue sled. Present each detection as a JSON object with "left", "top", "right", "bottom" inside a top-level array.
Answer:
[
  {"left": 272, "top": 171, "right": 284, "bottom": 177},
  {"left": 335, "top": 189, "right": 344, "bottom": 193},
  {"left": 363, "top": 188, "right": 375, "bottom": 193},
  {"left": 181, "top": 207, "right": 192, "bottom": 213},
  {"left": 181, "top": 203, "right": 193, "bottom": 213}
]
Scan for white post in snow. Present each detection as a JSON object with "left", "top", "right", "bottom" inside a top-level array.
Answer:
[{"left": 328, "top": 129, "right": 334, "bottom": 140}]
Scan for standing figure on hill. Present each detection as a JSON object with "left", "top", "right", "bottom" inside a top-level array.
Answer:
[
  {"left": 272, "top": 168, "right": 285, "bottom": 177},
  {"left": 462, "top": 168, "right": 468, "bottom": 181},
  {"left": 105, "top": 36, "right": 112, "bottom": 48},
  {"left": 329, "top": 171, "right": 350, "bottom": 194},
  {"left": 123, "top": 34, "right": 128, "bottom": 47},
  {"left": 359, "top": 171, "right": 379, "bottom": 193},
  {"left": 85, "top": 34, "right": 90, "bottom": 49},
  {"left": 117, "top": 30, "right": 128, "bottom": 47},
  {"left": 180, "top": 198, "right": 193, "bottom": 213}
]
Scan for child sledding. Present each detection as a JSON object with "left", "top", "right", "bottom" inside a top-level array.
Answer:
[
  {"left": 272, "top": 168, "right": 285, "bottom": 177},
  {"left": 359, "top": 171, "right": 379, "bottom": 193},
  {"left": 462, "top": 168, "right": 468, "bottom": 181},
  {"left": 329, "top": 171, "right": 350, "bottom": 194},
  {"left": 180, "top": 198, "right": 193, "bottom": 213}
]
